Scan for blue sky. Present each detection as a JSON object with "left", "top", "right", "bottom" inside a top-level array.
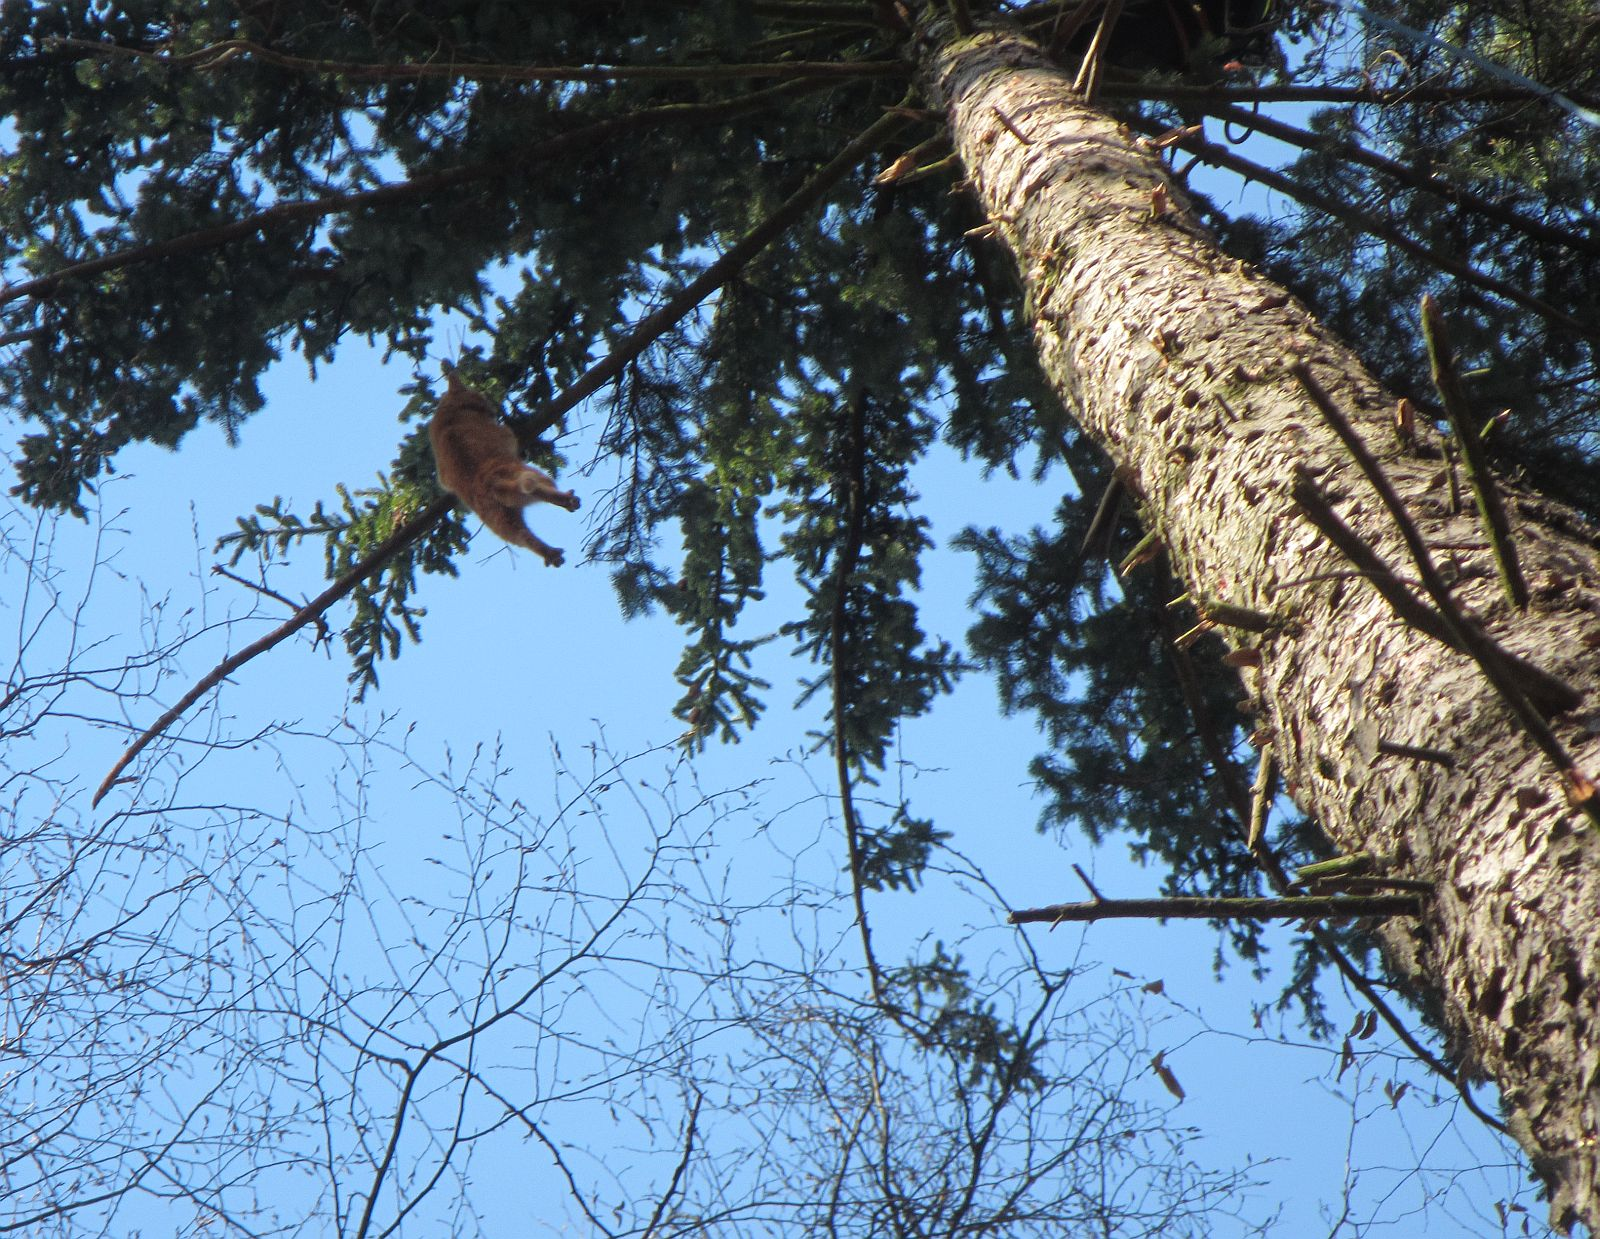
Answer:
[
  {"left": 0, "top": 74, "right": 1555, "bottom": 1235},
  {"left": 1, "top": 312, "right": 1544, "bottom": 1235}
]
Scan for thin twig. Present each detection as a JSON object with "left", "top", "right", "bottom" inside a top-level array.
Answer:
[{"left": 210, "top": 564, "right": 332, "bottom": 644}]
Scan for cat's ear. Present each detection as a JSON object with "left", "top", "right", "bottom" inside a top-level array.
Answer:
[{"left": 444, "top": 369, "right": 470, "bottom": 397}]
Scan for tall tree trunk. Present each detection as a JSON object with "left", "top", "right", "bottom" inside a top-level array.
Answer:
[{"left": 920, "top": 26, "right": 1600, "bottom": 1231}]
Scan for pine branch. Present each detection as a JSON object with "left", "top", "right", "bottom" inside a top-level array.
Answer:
[
  {"left": 830, "top": 390, "right": 887, "bottom": 1002},
  {"left": 89, "top": 95, "right": 911, "bottom": 809},
  {"left": 1, "top": 79, "right": 832, "bottom": 307},
  {"left": 1198, "top": 101, "right": 1600, "bottom": 259},
  {"left": 1147, "top": 124, "right": 1600, "bottom": 344}
]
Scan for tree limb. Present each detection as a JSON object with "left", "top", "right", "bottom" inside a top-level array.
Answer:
[
  {"left": 2, "top": 79, "right": 833, "bottom": 307},
  {"left": 44, "top": 35, "right": 907, "bottom": 83},
  {"left": 1009, "top": 893, "right": 1427, "bottom": 924},
  {"left": 90, "top": 97, "right": 911, "bottom": 808}
]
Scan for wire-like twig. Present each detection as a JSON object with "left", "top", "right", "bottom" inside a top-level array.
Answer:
[
  {"left": 90, "top": 99, "right": 911, "bottom": 809},
  {"left": 210, "top": 563, "right": 332, "bottom": 644}
]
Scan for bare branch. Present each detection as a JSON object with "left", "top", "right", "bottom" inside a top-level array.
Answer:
[{"left": 1009, "top": 893, "right": 1427, "bottom": 924}]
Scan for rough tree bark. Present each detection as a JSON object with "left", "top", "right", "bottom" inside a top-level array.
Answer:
[{"left": 920, "top": 26, "right": 1600, "bottom": 1231}]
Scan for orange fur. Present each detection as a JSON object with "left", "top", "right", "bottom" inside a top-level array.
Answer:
[{"left": 428, "top": 373, "right": 580, "bottom": 567}]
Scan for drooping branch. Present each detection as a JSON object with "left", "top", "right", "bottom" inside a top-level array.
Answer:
[
  {"left": 829, "top": 390, "right": 887, "bottom": 1002},
  {"left": 89, "top": 97, "right": 910, "bottom": 809}
]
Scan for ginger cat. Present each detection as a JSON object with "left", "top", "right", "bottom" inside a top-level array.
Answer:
[{"left": 428, "top": 372, "right": 580, "bottom": 567}]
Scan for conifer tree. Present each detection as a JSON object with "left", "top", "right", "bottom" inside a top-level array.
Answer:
[{"left": 3, "top": 1, "right": 1598, "bottom": 1228}]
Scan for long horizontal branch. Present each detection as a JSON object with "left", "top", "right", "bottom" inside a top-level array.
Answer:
[
  {"left": 89, "top": 98, "right": 909, "bottom": 809},
  {"left": 44, "top": 35, "right": 907, "bottom": 83},
  {"left": 1009, "top": 893, "right": 1427, "bottom": 924},
  {"left": 2, "top": 78, "right": 829, "bottom": 307}
]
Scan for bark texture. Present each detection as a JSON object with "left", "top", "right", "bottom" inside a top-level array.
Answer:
[{"left": 920, "top": 26, "right": 1600, "bottom": 1230}]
